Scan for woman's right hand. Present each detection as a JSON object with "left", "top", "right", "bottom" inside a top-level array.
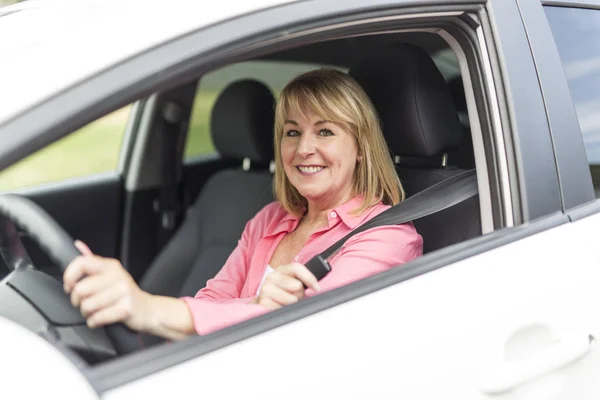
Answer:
[
  {"left": 253, "top": 262, "right": 321, "bottom": 310},
  {"left": 63, "top": 240, "right": 153, "bottom": 332}
]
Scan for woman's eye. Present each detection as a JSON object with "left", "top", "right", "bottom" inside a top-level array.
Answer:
[
  {"left": 284, "top": 129, "right": 300, "bottom": 137},
  {"left": 318, "top": 129, "right": 334, "bottom": 137}
]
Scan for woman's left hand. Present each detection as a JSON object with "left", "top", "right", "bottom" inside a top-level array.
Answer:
[{"left": 253, "top": 262, "right": 321, "bottom": 310}]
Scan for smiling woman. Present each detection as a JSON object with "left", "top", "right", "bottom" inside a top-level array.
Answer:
[{"left": 61, "top": 68, "right": 423, "bottom": 338}]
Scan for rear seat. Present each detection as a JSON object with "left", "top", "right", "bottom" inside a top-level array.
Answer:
[{"left": 350, "top": 44, "right": 481, "bottom": 254}]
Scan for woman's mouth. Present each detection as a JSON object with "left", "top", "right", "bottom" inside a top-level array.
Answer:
[{"left": 297, "top": 165, "right": 325, "bottom": 175}]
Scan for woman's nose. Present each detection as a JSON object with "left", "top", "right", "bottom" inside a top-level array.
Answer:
[{"left": 297, "top": 133, "right": 316, "bottom": 157}]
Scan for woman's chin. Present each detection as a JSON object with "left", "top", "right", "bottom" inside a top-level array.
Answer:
[{"left": 296, "top": 188, "right": 325, "bottom": 202}]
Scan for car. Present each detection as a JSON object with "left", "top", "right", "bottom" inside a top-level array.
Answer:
[{"left": 1, "top": 0, "right": 600, "bottom": 398}]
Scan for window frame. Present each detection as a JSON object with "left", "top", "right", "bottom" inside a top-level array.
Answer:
[
  {"left": 518, "top": 0, "right": 597, "bottom": 211},
  {"left": 542, "top": 0, "right": 600, "bottom": 9}
]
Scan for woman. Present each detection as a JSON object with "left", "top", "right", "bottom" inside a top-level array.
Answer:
[{"left": 63, "top": 69, "right": 423, "bottom": 340}]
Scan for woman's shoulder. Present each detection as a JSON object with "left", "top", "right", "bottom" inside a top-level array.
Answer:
[
  {"left": 243, "top": 200, "right": 291, "bottom": 233},
  {"left": 352, "top": 202, "right": 424, "bottom": 246},
  {"left": 253, "top": 200, "right": 288, "bottom": 221}
]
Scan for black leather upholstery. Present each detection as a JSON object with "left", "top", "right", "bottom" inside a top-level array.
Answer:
[
  {"left": 350, "top": 44, "right": 481, "bottom": 253},
  {"left": 350, "top": 44, "right": 463, "bottom": 157},
  {"left": 140, "top": 80, "right": 275, "bottom": 298},
  {"left": 212, "top": 79, "right": 275, "bottom": 164}
]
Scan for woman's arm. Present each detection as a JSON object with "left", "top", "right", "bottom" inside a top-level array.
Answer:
[
  {"left": 63, "top": 203, "right": 281, "bottom": 339},
  {"left": 140, "top": 294, "right": 195, "bottom": 340},
  {"left": 304, "top": 223, "right": 423, "bottom": 295}
]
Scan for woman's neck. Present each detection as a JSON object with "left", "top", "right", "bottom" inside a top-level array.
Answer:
[{"left": 303, "top": 190, "right": 355, "bottom": 226}]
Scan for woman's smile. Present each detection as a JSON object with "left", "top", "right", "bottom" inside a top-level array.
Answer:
[{"left": 296, "top": 165, "right": 326, "bottom": 175}]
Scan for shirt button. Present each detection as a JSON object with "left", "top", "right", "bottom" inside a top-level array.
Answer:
[{"left": 330, "top": 211, "right": 337, "bottom": 218}]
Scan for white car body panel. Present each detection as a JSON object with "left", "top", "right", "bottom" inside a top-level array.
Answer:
[
  {"left": 105, "top": 213, "right": 600, "bottom": 399},
  {"left": 0, "top": 317, "right": 97, "bottom": 399},
  {"left": 0, "top": 0, "right": 293, "bottom": 125}
]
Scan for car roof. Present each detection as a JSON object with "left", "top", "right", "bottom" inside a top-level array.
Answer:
[{"left": 0, "top": 0, "right": 294, "bottom": 126}]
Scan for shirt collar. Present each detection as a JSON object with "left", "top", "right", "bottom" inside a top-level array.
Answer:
[
  {"left": 270, "top": 195, "right": 379, "bottom": 236},
  {"left": 269, "top": 209, "right": 302, "bottom": 236},
  {"left": 330, "top": 195, "right": 374, "bottom": 229}
]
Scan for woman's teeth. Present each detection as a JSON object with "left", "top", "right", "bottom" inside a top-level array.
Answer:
[{"left": 298, "top": 166, "right": 324, "bottom": 174}]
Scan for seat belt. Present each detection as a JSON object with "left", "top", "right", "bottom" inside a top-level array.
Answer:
[
  {"left": 156, "top": 101, "right": 184, "bottom": 249},
  {"left": 304, "top": 169, "right": 479, "bottom": 281}
]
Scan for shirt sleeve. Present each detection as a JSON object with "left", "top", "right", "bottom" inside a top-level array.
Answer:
[
  {"left": 180, "top": 206, "right": 272, "bottom": 335},
  {"left": 305, "top": 223, "right": 423, "bottom": 295}
]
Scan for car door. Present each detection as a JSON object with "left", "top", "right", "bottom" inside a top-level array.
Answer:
[{"left": 94, "top": 1, "right": 600, "bottom": 399}]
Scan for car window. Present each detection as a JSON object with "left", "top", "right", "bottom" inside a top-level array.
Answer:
[
  {"left": 0, "top": 105, "right": 131, "bottom": 191},
  {"left": 546, "top": 6, "right": 600, "bottom": 197},
  {"left": 184, "top": 60, "right": 344, "bottom": 160},
  {"left": 432, "top": 48, "right": 461, "bottom": 82}
]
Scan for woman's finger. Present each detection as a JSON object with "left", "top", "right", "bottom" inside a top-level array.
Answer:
[
  {"left": 86, "top": 298, "right": 132, "bottom": 328},
  {"left": 264, "top": 272, "right": 304, "bottom": 293},
  {"left": 282, "top": 263, "right": 321, "bottom": 292},
  {"left": 257, "top": 296, "right": 284, "bottom": 311},
  {"left": 74, "top": 240, "right": 94, "bottom": 256},
  {"left": 79, "top": 283, "right": 127, "bottom": 318},
  {"left": 70, "top": 272, "right": 123, "bottom": 309},
  {"left": 63, "top": 256, "right": 106, "bottom": 293},
  {"left": 259, "top": 283, "right": 300, "bottom": 307}
]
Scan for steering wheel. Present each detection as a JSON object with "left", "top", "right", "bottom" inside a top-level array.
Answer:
[{"left": 0, "top": 194, "right": 143, "bottom": 355}]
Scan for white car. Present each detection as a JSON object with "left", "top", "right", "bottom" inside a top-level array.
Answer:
[{"left": 1, "top": 0, "right": 600, "bottom": 398}]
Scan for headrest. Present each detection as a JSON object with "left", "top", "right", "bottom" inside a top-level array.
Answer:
[
  {"left": 349, "top": 44, "right": 463, "bottom": 157},
  {"left": 211, "top": 79, "right": 275, "bottom": 164}
]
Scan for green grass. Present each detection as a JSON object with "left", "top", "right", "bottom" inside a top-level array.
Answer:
[
  {"left": 185, "top": 91, "right": 217, "bottom": 158},
  {"left": 0, "top": 93, "right": 217, "bottom": 191}
]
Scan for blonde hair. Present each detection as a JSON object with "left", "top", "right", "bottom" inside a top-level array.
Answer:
[{"left": 273, "top": 69, "right": 404, "bottom": 216}]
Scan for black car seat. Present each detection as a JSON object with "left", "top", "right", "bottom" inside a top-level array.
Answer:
[
  {"left": 140, "top": 79, "right": 276, "bottom": 298},
  {"left": 349, "top": 44, "right": 481, "bottom": 254}
]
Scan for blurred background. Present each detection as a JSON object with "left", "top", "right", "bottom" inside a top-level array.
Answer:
[{"left": 0, "top": 0, "right": 25, "bottom": 6}]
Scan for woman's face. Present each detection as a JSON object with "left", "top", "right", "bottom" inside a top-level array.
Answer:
[{"left": 281, "top": 106, "right": 360, "bottom": 209}]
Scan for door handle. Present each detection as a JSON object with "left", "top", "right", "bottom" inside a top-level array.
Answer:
[{"left": 479, "top": 332, "right": 595, "bottom": 395}]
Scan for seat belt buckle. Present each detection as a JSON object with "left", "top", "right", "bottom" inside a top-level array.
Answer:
[{"left": 304, "top": 255, "right": 332, "bottom": 286}]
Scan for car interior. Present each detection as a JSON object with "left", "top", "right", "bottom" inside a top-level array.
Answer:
[{"left": 0, "top": 30, "right": 482, "bottom": 363}]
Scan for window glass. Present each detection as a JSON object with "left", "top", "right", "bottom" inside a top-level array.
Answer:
[
  {"left": 432, "top": 48, "right": 461, "bottom": 82},
  {"left": 546, "top": 7, "right": 600, "bottom": 196},
  {"left": 0, "top": 106, "right": 131, "bottom": 191},
  {"left": 184, "top": 61, "right": 344, "bottom": 160}
]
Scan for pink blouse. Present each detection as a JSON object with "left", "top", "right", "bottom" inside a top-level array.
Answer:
[{"left": 181, "top": 196, "right": 423, "bottom": 335}]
